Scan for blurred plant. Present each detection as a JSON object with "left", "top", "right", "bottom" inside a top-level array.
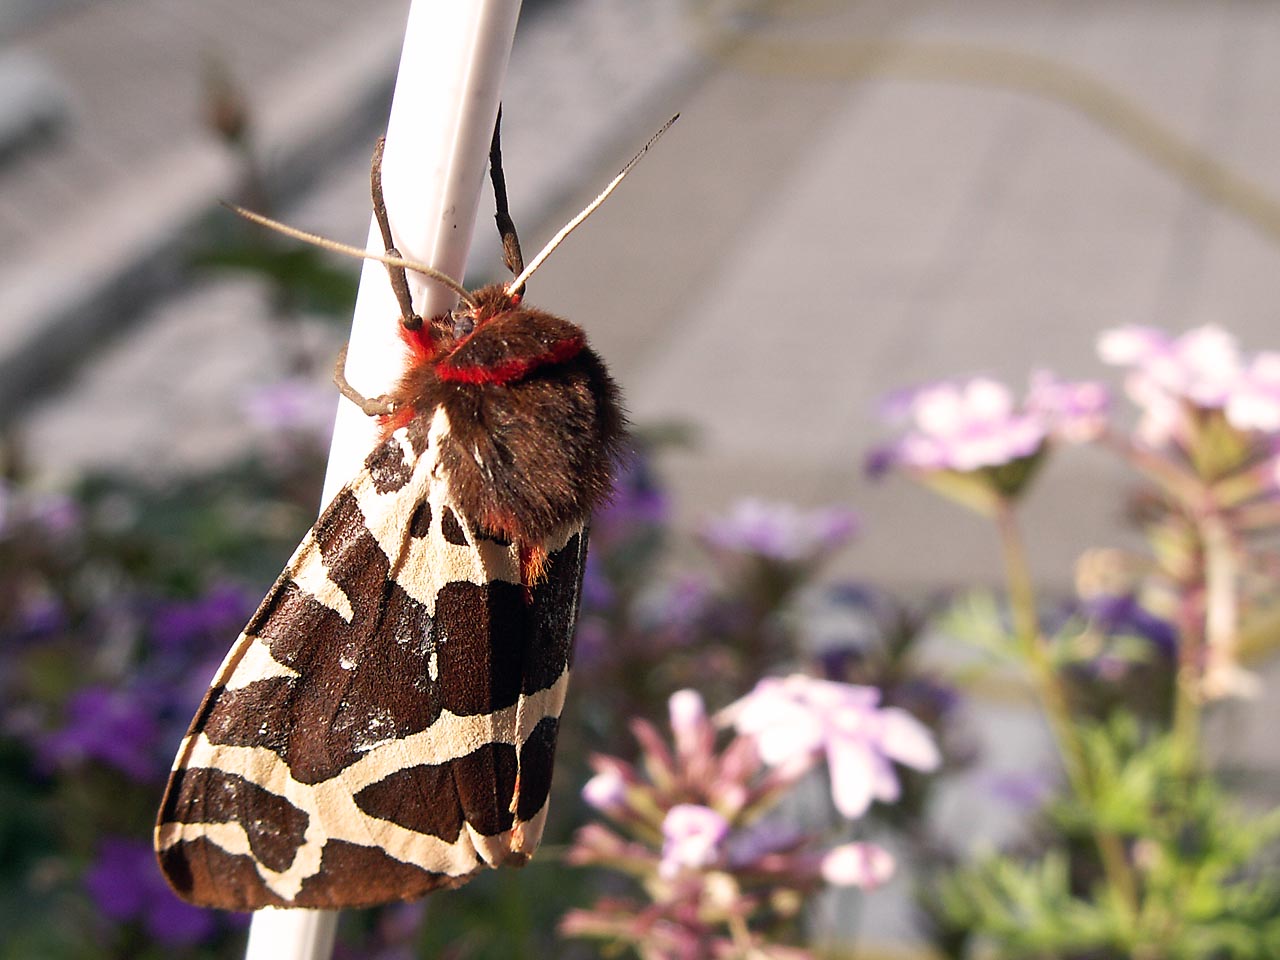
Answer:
[
  {"left": 575, "top": 459, "right": 863, "bottom": 739},
  {"left": 0, "top": 456, "right": 299, "bottom": 958},
  {"left": 561, "top": 684, "right": 935, "bottom": 958},
  {"left": 876, "top": 324, "right": 1280, "bottom": 959},
  {"left": 197, "top": 55, "right": 360, "bottom": 359}
]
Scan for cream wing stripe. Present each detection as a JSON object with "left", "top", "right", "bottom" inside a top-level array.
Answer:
[{"left": 224, "top": 636, "right": 302, "bottom": 690}]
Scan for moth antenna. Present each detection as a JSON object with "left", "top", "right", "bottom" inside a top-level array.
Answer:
[
  {"left": 370, "top": 137, "right": 424, "bottom": 330},
  {"left": 489, "top": 105, "right": 524, "bottom": 276},
  {"left": 225, "top": 202, "right": 478, "bottom": 309},
  {"left": 507, "top": 113, "right": 678, "bottom": 294}
]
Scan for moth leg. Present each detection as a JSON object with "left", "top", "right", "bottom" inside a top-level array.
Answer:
[
  {"left": 488, "top": 105, "right": 524, "bottom": 277},
  {"left": 333, "top": 342, "right": 397, "bottom": 417},
  {"left": 370, "top": 138, "right": 423, "bottom": 331}
]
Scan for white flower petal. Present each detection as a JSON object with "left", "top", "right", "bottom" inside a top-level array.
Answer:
[
  {"left": 582, "top": 769, "right": 627, "bottom": 811},
  {"left": 1098, "top": 325, "right": 1168, "bottom": 365},
  {"left": 821, "top": 843, "right": 895, "bottom": 888},
  {"left": 878, "top": 707, "right": 942, "bottom": 772},
  {"left": 827, "top": 738, "right": 876, "bottom": 819}
]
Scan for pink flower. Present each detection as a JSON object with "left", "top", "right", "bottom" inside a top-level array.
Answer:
[
  {"left": 668, "top": 688, "right": 713, "bottom": 766},
  {"left": 660, "top": 804, "right": 730, "bottom": 878},
  {"left": 723, "top": 675, "right": 940, "bottom": 819},
  {"left": 1096, "top": 325, "right": 1170, "bottom": 366},
  {"left": 878, "top": 379, "right": 1047, "bottom": 473},
  {"left": 1099, "top": 324, "right": 1249, "bottom": 445},
  {"left": 820, "top": 842, "right": 895, "bottom": 889},
  {"left": 1100, "top": 325, "right": 1242, "bottom": 407},
  {"left": 1025, "top": 370, "right": 1110, "bottom": 443},
  {"left": 1226, "top": 352, "right": 1280, "bottom": 433},
  {"left": 582, "top": 766, "right": 628, "bottom": 813}
]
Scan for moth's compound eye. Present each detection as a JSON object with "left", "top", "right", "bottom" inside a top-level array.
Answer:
[{"left": 452, "top": 312, "right": 475, "bottom": 338}]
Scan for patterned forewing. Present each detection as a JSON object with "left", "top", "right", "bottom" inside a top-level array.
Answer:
[{"left": 155, "top": 409, "right": 585, "bottom": 910}]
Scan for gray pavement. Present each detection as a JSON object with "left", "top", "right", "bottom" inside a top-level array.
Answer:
[
  {"left": 6, "top": 1, "right": 1280, "bottom": 952},
  {"left": 13, "top": 5, "right": 1280, "bottom": 577}
]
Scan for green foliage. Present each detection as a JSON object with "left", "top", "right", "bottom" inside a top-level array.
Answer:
[
  {"left": 927, "top": 704, "right": 1280, "bottom": 960},
  {"left": 195, "top": 243, "right": 358, "bottom": 321}
]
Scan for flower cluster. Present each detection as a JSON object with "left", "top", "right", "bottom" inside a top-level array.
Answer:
[
  {"left": 721, "top": 674, "right": 940, "bottom": 819},
  {"left": 1096, "top": 325, "right": 1280, "bottom": 698},
  {"left": 1099, "top": 324, "right": 1280, "bottom": 446},
  {"left": 870, "top": 373, "right": 1108, "bottom": 505},
  {"left": 562, "top": 681, "right": 938, "bottom": 957}
]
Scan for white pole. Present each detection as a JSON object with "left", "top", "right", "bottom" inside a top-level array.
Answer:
[{"left": 243, "top": 2, "right": 521, "bottom": 957}]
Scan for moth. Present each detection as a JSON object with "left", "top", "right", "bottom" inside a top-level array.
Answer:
[{"left": 154, "top": 114, "right": 675, "bottom": 911}]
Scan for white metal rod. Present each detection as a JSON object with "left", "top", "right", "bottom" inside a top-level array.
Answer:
[{"left": 243, "top": 1, "right": 521, "bottom": 957}]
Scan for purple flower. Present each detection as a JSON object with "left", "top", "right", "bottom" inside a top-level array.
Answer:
[
  {"left": 659, "top": 804, "right": 730, "bottom": 878},
  {"left": 875, "top": 378, "right": 1047, "bottom": 473},
  {"left": 1084, "top": 593, "right": 1177, "bottom": 659},
  {"left": 149, "top": 583, "right": 255, "bottom": 651},
  {"left": 723, "top": 675, "right": 940, "bottom": 818},
  {"left": 987, "top": 770, "right": 1056, "bottom": 812},
  {"left": 241, "top": 376, "right": 336, "bottom": 441},
  {"left": 599, "top": 457, "right": 669, "bottom": 530},
  {"left": 1105, "top": 325, "right": 1242, "bottom": 407},
  {"left": 701, "top": 499, "right": 858, "bottom": 563},
  {"left": 579, "top": 555, "right": 615, "bottom": 613},
  {"left": 0, "top": 480, "right": 81, "bottom": 540},
  {"left": 85, "top": 837, "right": 220, "bottom": 945},
  {"left": 38, "top": 685, "right": 161, "bottom": 782}
]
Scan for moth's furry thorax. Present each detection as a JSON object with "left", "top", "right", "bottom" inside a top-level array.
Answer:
[{"left": 387, "top": 283, "right": 626, "bottom": 552}]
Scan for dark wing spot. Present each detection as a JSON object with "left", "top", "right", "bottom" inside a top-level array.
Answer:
[
  {"left": 295, "top": 840, "right": 465, "bottom": 908},
  {"left": 201, "top": 679, "right": 292, "bottom": 756},
  {"left": 434, "top": 580, "right": 527, "bottom": 716},
  {"left": 365, "top": 437, "right": 414, "bottom": 493},
  {"left": 409, "top": 500, "right": 433, "bottom": 539},
  {"left": 451, "top": 742, "right": 519, "bottom": 836},
  {"left": 516, "top": 716, "right": 560, "bottom": 821},
  {"left": 161, "top": 768, "right": 308, "bottom": 873},
  {"left": 522, "top": 533, "right": 584, "bottom": 694},
  {"left": 354, "top": 764, "right": 464, "bottom": 842},
  {"left": 441, "top": 507, "right": 468, "bottom": 545},
  {"left": 159, "top": 838, "right": 289, "bottom": 910}
]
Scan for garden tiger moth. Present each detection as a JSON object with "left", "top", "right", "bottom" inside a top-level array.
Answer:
[{"left": 153, "top": 115, "right": 676, "bottom": 910}]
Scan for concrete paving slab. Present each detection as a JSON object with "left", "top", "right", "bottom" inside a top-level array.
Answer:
[{"left": 525, "top": 0, "right": 1280, "bottom": 591}]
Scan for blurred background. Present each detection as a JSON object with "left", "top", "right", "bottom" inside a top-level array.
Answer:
[
  {"left": 7, "top": 0, "right": 1280, "bottom": 585},
  {"left": 2, "top": 0, "right": 1279, "bottom": 957}
]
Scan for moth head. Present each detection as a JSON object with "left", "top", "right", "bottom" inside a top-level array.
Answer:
[{"left": 448, "top": 284, "right": 523, "bottom": 340}]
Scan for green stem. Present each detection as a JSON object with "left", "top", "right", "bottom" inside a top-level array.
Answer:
[
  {"left": 1099, "top": 429, "right": 1203, "bottom": 505},
  {"left": 992, "top": 498, "right": 1141, "bottom": 921},
  {"left": 1170, "top": 548, "right": 1206, "bottom": 778},
  {"left": 1189, "top": 509, "right": 1241, "bottom": 712}
]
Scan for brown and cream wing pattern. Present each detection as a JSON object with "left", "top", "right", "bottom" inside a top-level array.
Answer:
[{"left": 155, "top": 408, "right": 585, "bottom": 910}]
